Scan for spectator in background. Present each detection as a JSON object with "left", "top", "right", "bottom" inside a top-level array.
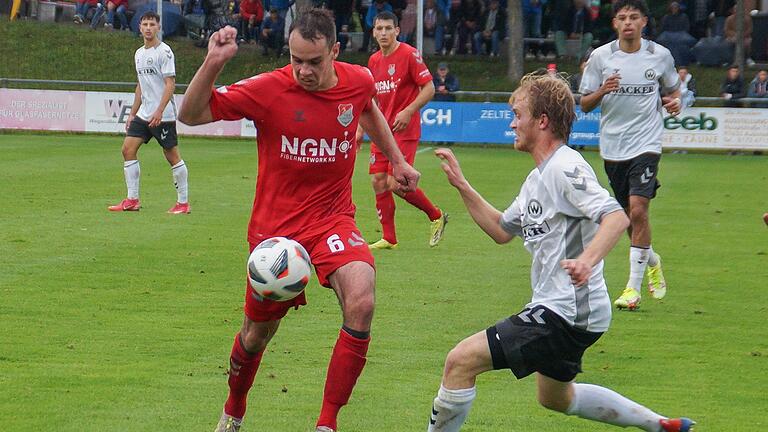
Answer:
[
  {"left": 183, "top": 0, "right": 207, "bottom": 40},
  {"left": 568, "top": 51, "right": 590, "bottom": 97},
  {"left": 711, "top": 0, "right": 734, "bottom": 37},
  {"left": 555, "top": 0, "right": 594, "bottom": 59},
  {"left": 330, "top": 0, "right": 355, "bottom": 51},
  {"left": 235, "top": 0, "right": 263, "bottom": 43},
  {"left": 268, "top": 0, "right": 290, "bottom": 19},
  {"left": 747, "top": 69, "right": 768, "bottom": 98},
  {"left": 433, "top": 62, "right": 460, "bottom": 101},
  {"left": 356, "top": 0, "right": 373, "bottom": 51},
  {"left": 90, "top": 0, "right": 130, "bottom": 30},
  {"left": 686, "top": 0, "right": 710, "bottom": 39},
  {"left": 364, "top": 0, "right": 393, "bottom": 51},
  {"left": 678, "top": 66, "right": 696, "bottom": 107},
  {"left": 721, "top": 65, "right": 745, "bottom": 102},
  {"left": 260, "top": 7, "right": 285, "bottom": 56},
  {"left": 73, "top": 0, "right": 101, "bottom": 26},
  {"left": 399, "top": 0, "right": 418, "bottom": 43},
  {"left": 724, "top": 5, "right": 754, "bottom": 66},
  {"left": 522, "top": 0, "right": 546, "bottom": 38},
  {"left": 473, "top": 0, "right": 506, "bottom": 56},
  {"left": 656, "top": 1, "right": 696, "bottom": 65},
  {"left": 456, "top": 0, "right": 483, "bottom": 54},
  {"left": 389, "top": 0, "right": 407, "bottom": 21}
]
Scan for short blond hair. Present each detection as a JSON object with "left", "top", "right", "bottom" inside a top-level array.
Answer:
[{"left": 511, "top": 73, "right": 576, "bottom": 142}]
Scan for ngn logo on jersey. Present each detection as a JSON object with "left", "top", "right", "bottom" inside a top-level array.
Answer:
[{"left": 280, "top": 133, "right": 352, "bottom": 163}]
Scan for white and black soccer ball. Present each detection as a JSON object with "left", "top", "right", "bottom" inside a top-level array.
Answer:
[{"left": 247, "top": 237, "right": 312, "bottom": 302}]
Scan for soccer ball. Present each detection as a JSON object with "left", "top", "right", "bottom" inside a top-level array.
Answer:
[{"left": 247, "top": 237, "right": 312, "bottom": 302}]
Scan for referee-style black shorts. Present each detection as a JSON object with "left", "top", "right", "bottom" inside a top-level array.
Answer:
[
  {"left": 486, "top": 306, "right": 602, "bottom": 383},
  {"left": 603, "top": 152, "right": 661, "bottom": 209},
  {"left": 126, "top": 116, "right": 178, "bottom": 149}
]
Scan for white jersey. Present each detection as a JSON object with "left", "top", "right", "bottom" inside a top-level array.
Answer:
[
  {"left": 500, "top": 146, "right": 623, "bottom": 332},
  {"left": 134, "top": 41, "right": 177, "bottom": 122},
  {"left": 580, "top": 39, "right": 679, "bottom": 161}
]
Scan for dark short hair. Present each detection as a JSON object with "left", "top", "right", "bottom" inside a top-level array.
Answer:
[
  {"left": 728, "top": 64, "right": 740, "bottom": 70},
  {"left": 140, "top": 11, "right": 160, "bottom": 23},
  {"left": 612, "top": 0, "right": 649, "bottom": 17},
  {"left": 289, "top": 7, "right": 337, "bottom": 49},
  {"left": 374, "top": 11, "right": 399, "bottom": 27}
]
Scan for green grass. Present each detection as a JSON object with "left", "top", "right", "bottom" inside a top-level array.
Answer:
[
  {"left": 0, "top": 18, "right": 730, "bottom": 97},
  {"left": 1, "top": 132, "right": 767, "bottom": 430}
]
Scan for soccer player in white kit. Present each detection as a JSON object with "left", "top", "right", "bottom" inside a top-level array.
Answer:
[
  {"left": 425, "top": 73, "right": 694, "bottom": 432},
  {"left": 108, "top": 11, "right": 190, "bottom": 214},
  {"left": 579, "top": 0, "right": 680, "bottom": 310}
]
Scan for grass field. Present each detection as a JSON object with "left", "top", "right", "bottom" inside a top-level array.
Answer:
[{"left": 1, "top": 132, "right": 767, "bottom": 431}]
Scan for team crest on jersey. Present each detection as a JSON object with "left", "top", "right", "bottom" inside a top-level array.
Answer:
[
  {"left": 337, "top": 103, "right": 354, "bottom": 127},
  {"left": 370, "top": 153, "right": 376, "bottom": 165},
  {"left": 644, "top": 69, "right": 656, "bottom": 80},
  {"left": 388, "top": 64, "right": 396, "bottom": 76},
  {"left": 147, "top": 57, "right": 153, "bottom": 65},
  {"left": 527, "top": 199, "right": 543, "bottom": 217}
]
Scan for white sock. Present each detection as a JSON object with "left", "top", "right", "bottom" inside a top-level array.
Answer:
[
  {"left": 647, "top": 246, "right": 659, "bottom": 267},
  {"left": 171, "top": 160, "right": 188, "bottom": 204},
  {"left": 428, "top": 385, "right": 476, "bottom": 432},
  {"left": 627, "top": 246, "right": 650, "bottom": 291},
  {"left": 124, "top": 160, "right": 140, "bottom": 199},
  {"left": 566, "top": 383, "right": 664, "bottom": 432}
]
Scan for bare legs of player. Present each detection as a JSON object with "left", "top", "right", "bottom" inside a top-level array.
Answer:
[
  {"left": 371, "top": 173, "right": 443, "bottom": 246},
  {"left": 223, "top": 261, "right": 375, "bottom": 432},
  {"left": 427, "top": 331, "right": 678, "bottom": 432}
]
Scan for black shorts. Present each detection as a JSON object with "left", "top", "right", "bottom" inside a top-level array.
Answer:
[
  {"left": 486, "top": 306, "right": 602, "bottom": 383},
  {"left": 126, "top": 116, "right": 178, "bottom": 149},
  {"left": 603, "top": 153, "right": 661, "bottom": 209}
]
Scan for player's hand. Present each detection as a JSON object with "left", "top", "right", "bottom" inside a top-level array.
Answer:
[
  {"left": 207, "top": 26, "right": 239, "bottom": 65},
  {"left": 148, "top": 110, "right": 163, "bottom": 128},
  {"left": 435, "top": 148, "right": 468, "bottom": 189},
  {"left": 392, "top": 161, "right": 420, "bottom": 193},
  {"left": 125, "top": 114, "right": 135, "bottom": 131},
  {"left": 560, "top": 259, "right": 592, "bottom": 287},
  {"left": 391, "top": 108, "right": 412, "bottom": 132},
  {"left": 662, "top": 95, "right": 681, "bottom": 116},
  {"left": 600, "top": 73, "right": 621, "bottom": 95}
]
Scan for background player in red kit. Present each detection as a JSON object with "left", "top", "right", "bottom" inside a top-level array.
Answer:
[
  {"left": 362, "top": 11, "right": 448, "bottom": 250},
  {"left": 179, "top": 8, "right": 420, "bottom": 432}
]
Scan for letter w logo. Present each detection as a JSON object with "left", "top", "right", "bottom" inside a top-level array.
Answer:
[{"left": 104, "top": 100, "right": 125, "bottom": 118}]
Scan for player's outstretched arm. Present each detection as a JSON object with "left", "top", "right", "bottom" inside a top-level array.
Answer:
[
  {"left": 359, "top": 103, "right": 420, "bottom": 192},
  {"left": 435, "top": 148, "right": 514, "bottom": 244},
  {"left": 179, "top": 26, "right": 239, "bottom": 126},
  {"left": 560, "top": 209, "right": 629, "bottom": 286}
]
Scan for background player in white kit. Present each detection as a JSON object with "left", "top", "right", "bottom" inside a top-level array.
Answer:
[
  {"left": 579, "top": 0, "right": 680, "bottom": 310},
  {"left": 426, "top": 73, "right": 694, "bottom": 432},
  {"left": 109, "top": 11, "right": 190, "bottom": 214}
]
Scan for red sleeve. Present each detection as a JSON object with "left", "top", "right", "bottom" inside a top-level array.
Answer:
[
  {"left": 255, "top": 0, "right": 263, "bottom": 22},
  {"left": 209, "top": 75, "right": 270, "bottom": 121},
  {"left": 360, "top": 66, "right": 376, "bottom": 112},
  {"left": 409, "top": 48, "right": 433, "bottom": 87}
]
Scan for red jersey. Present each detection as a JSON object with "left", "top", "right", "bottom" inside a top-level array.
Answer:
[
  {"left": 209, "top": 63, "right": 376, "bottom": 242},
  {"left": 367, "top": 43, "right": 432, "bottom": 141}
]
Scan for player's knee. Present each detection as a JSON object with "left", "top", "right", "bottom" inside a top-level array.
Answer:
[
  {"left": 344, "top": 293, "right": 375, "bottom": 326},
  {"left": 443, "top": 345, "right": 473, "bottom": 381},
  {"left": 628, "top": 206, "right": 649, "bottom": 225},
  {"left": 239, "top": 324, "right": 272, "bottom": 353}
]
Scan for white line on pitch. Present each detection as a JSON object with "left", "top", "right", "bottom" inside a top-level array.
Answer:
[{"left": 417, "top": 146, "right": 434, "bottom": 154}]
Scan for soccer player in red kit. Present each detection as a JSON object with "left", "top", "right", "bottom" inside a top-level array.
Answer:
[
  {"left": 178, "top": 8, "right": 420, "bottom": 432},
  {"left": 362, "top": 11, "right": 448, "bottom": 250}
]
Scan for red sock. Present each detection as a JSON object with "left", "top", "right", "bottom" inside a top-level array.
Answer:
[
  {"left": 402, "top": 188, "right": 441, "bottom": 221},
  {"left": 223, "top": 333, "right": 264, "bottom": 419},
  {"left": 316, "top": 329, "right": 371, "bottom": 431},
  {"left": 375, "top": 191, "right": 397, "bottom": 244}
]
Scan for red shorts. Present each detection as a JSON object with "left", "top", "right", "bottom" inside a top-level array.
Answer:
[
  {"left": 368, "top": 139, "right": 419, "bottom": 175},
  {"left": 243, "top": 216, "right": 375, "bottom": 322}
]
